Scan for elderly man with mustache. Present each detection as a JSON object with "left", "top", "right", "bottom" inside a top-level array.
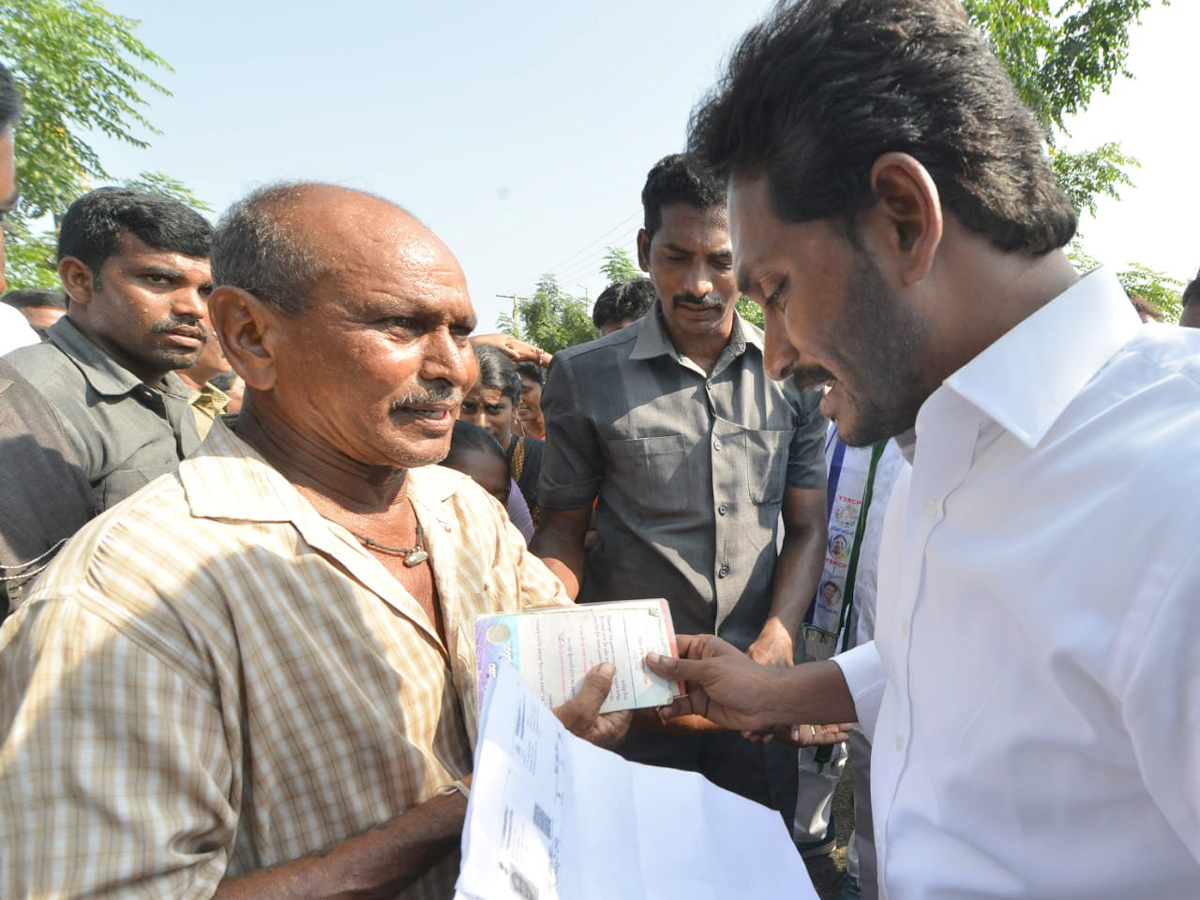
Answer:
[{"left": 0, "top": 182, "right": 630, "bottom": 900}]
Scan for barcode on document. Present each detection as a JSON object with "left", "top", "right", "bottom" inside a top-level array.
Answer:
[{"left": 532, "top": 802, "right": 553, "bottom": 839}]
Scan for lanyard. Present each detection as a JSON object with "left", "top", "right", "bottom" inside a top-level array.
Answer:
[{"left": 836, "top": 440, "right": 888, "bottom": 653}]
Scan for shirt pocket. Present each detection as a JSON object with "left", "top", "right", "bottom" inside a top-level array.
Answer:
[
  {"left": 604, "top": 434, "right": 694, "bottom": 518},
  {"left": 744, "top": 428, "right": 790, "bottom": 506}
]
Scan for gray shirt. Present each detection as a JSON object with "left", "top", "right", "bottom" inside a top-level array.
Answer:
[
  {"left": 3, "top": 317, "right": 201, "bottom": 511},
  {"left": 538, "top": 302, "right": 827, "bottom": 649}
]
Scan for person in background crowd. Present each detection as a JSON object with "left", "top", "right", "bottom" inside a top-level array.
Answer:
[
  {"left": 648, "top": 1, "right": 1200, "bottom": 897},
  {"left": 0, "top": 63, "right": 95, "bottom": 615},
  {"left": 443, "top": 418, "right": 535, "bottom": 542},
  {"left": 459, "top": 341, "right": 544, "bottom": 526},
  {"left": 591, "top": 276, "right": 657, "bottom": 336},
  {"left": 1180, "top": 268, "right": 1200, "bottom": 329},
  {"left": 515, "top": 360, "right": 545, "bottom": 439},
  {"left": 791, "top": 425, "right": 904, "bottom": 898},
  {"left": 2, "top": 288, "right": 68, "bottom": 340},
  {"left": 3, "top": 187, "right": 213, "bottom": 510},
  {"left": 442, "top": 418, "right": 512, "bottom": 505},
  {"left": 177, "top": 315, "right": 235, "bottom": 439},
  {"left": 533, "top": 152, "right": 828, "bottom": 833},
  {"left": 0, "top": 182, "right": 629, "bottom": 899}
]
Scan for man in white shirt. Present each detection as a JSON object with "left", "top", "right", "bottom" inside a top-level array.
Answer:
[{"left": 647, "top": 1, "right": 1200, "bottom": 898}]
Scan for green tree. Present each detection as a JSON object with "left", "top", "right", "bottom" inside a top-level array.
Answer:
[
  {"left": 498, "top": 275, "right": 598, "bottom": 353},
  {"left": 1, "top": 0, "right": 206, "bottom": 289},
  {"left": 600, "top": 246, "right": 641, "bottom": 285},
  {"left": 735, "top": 296, "right": 764, "bottom": 329},
  {"left": 965, "top": 0, "right": 1183, "bottom": 318}
]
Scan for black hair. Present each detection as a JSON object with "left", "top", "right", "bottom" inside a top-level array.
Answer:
[
  {"left": 444, "top": 420, "right": 509, "bottom": 471},
  {"left": 592, "top": 277, "right": 658, "bottom": 329},
  {"left": 688, "top": 0, "right": 1076, "bottom": 255},
  {"left": 473, "top": 343, "right": 520, "bottom": 403},
  {"left": 2, "top": 288, "right": 68, "bottom": 311},
  {"left": 515, "top": 360, "right": 544, "bottom": 387},
  {"left": 0, "top": 63, "right": 20, "bottom": 131},
  {"left": 1182, "top": 269, "right": 1200, "bottom": 311},
  {"left": 57, "top": 187, "right": 212, "bottom": 274},
  {"left": 641, "top": 153, "right": 724, "bottom": 241}
]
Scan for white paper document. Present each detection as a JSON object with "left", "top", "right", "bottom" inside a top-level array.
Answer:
[{"left": 455, "top": 665, "right": 818, "bottom": 900}]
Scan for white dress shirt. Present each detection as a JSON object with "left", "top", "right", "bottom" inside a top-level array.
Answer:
[{"left": 835, "top": 268, "right": 1200, "bottom": 899}]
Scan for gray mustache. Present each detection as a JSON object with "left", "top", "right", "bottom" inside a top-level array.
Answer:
[{"left": 390, "top": 386, "right": 464, "bottom": 411}]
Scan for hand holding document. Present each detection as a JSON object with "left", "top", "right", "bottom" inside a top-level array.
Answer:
[
  {"left": 454, "top": 665, "right": 818, "bottom": 900},
  {"left": 475, "top": 598, "right": 684, "bottom": 714}
]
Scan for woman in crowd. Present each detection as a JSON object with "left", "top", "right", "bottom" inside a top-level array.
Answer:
[
  {"left": 515, "top": 361, "right": 546, "bottom": 439},
  {"left": 458, "top": 343, "right": 544, "bottom": 527}
]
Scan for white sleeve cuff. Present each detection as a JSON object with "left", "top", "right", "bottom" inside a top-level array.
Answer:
[{"left": 833, "top": 640, "right": 886, "bottom": 742}]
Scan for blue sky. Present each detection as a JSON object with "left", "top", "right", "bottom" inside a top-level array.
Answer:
[{"left": 72, "top": 1, "right": 1200, "bottom": 328}]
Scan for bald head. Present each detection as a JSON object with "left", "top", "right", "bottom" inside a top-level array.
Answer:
[{"left": 211, "top": 182, "right": 462, "bottom": 317}]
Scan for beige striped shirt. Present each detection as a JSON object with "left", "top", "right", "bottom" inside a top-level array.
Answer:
[{"left": 0, "top": 419, "right": 570, "bottom": 898}]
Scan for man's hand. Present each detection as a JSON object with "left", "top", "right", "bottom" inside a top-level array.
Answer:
[
  {"left": 552, "top": 662, "right": 632, "bottom": 750},
  {"left": 470, "top": 333, "right": 552, "bottom": 367},
  {"left": 647, "top": 634, "right": 860, "bottom": 738},
  {"left": 645, "top": 634, "right": 786, "bottom": 733},
  {"left": 746, "top": 617, "right": 795, "bottom": 668}
]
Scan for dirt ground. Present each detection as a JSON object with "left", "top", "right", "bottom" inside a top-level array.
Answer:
[{"left": 803, "top": 757, "right": 857, "bottom": 900}]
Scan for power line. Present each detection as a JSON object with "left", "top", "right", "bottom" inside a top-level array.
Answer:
[{"left": 512, "top": 209, "right": 641, "bottom": 295}]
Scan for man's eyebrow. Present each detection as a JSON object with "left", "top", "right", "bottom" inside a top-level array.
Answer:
[
  {"left": 136, "top": 264, "right": 184, "bottom": 277},
  {"left": 661, "top": 242, "right": 692, "bottom": 255}
]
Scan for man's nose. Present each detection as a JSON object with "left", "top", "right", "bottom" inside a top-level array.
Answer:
[
  {"left": 762, "top": 318, "right": 797, "bottom": 381},
  {"left": 682, "top": 263, "right": 714, "bottom": 300},
  {"left": 422, "top": 327, "right": 475, "bottom": 390},
  {"left": 172, "top": 285, "right": 207, "bottom": 322}
]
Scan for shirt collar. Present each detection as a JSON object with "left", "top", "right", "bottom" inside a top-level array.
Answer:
[
  {"left": 938, "top": 267, "right": 1141, "bottom": 448},
  {"left": 181, "top": 417, "right": 467, "bottom": 525},
  {"left": 628, "top": 298, "right": 759, "bottom": 363},
  {"left": 47, "top": 316, "right": 193, "bottom": 400}
]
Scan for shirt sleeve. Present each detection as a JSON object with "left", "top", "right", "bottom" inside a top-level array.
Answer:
[
  {"left": 505, "top": 477, "right": 535, "bottom": 543},
  {"left": 1120, "top": 535, "right": 1200, "bottom": 864},
  {"left": 0, "top": 598, "right": 237, "bottom": 898},
  {"left": 832, "top": 640, "right": 886, "bottom": 741},
  {"left": 537, "top": 354, "right": 605, "bottom": 509},
  {"left": 786, "top": 386, "right": 829, "bottom": 490}
]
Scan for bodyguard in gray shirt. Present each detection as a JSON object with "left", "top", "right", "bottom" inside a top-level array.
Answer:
[
  {"left": 533, "top": 154, "right": 828, "bottom": 831},
  {"left": 3, "top": 188, "right": 212, "bottom": 511}
]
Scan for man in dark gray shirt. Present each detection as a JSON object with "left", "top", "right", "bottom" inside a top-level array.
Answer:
[
  {"left": 4, "top": 188, "right": 213, "bottom": 511},
  {"left": 532, "top": 154, "right": 829, "bottom": 828}
]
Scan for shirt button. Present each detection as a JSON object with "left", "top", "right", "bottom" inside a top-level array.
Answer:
[
  {"left": 713, "top": 438, "right": 723, "bottom": 452},
  {"left": 718, "top": 564, "right": 730, "bottom": 578},
  {"left": 895, "top": 734, "right": 904, "bottom": 752},
  {"left": 718, "top": 503, "right": 729, "bottom": 515},
  {"left": 924, "top": 498, "right": 939, "bottom": 518},
  {"left": 899, "top": 619, "right": 909, "bottom": 638}
]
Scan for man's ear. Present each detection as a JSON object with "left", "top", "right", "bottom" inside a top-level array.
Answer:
[
  {"left": 636, "top": 228, "right": 651, "bottom": 272},
  {"left": 865, "top": 152, "right": 943, "bottom": 285},
  {"left": 206, "top": 286, "right": 283, "bottom": 392},
  {"left": 57, "top": 256, "right": 96, "bottom": 307}
]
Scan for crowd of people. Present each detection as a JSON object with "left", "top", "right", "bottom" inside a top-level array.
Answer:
[{"left": 2, "top": 0, "right": 1200, "bottom": 898}]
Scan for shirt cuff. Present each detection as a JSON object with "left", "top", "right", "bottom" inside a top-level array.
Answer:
[{"left": 832, "top": 640, "right": 885, "bottom": 742}]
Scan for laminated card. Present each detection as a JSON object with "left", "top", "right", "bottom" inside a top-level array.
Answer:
[{"left": 475, "top": 598, "right": 683, "bottom": 714}]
